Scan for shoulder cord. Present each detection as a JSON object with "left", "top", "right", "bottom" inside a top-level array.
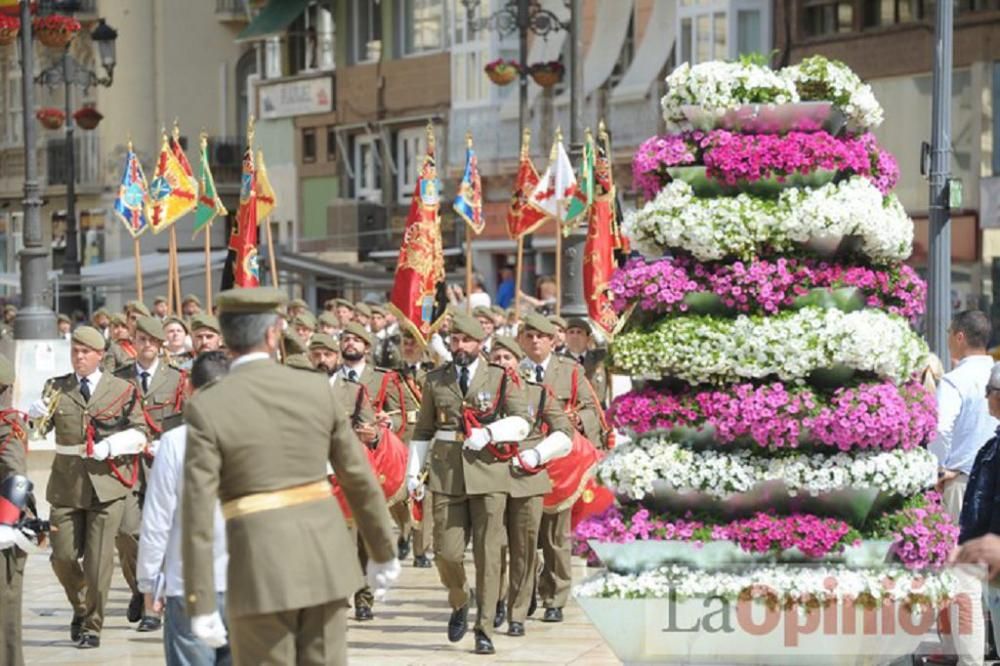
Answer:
[
  {"left": 374, "top": 371, "right": 407, "bottom": 439},
  {"left": 85, "top": 385, "right": 141, "bottom": 488},
  {"left": 141, "top": 370, "right": 189, "bottom": 437},
  {"left": 0, "top": 409, "right": 28, "bottom": 458}
]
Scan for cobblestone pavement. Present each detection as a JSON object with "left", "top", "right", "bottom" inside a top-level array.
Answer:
[{"left": 21, "top": 451, "right": 618, "bottom": 665}]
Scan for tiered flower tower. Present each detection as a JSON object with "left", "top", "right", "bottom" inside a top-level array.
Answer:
[{"left": 573, "top": 57, "right": 958, "bottom": 665}]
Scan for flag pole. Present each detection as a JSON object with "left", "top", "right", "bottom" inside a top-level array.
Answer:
[
  {"left": 462, "top": 131, "right": 474, "bottom": 313},
  {"left": 134, "top": 236, "right": 144, "bottom": 302},
  {"left": 169, "top": 227, "right": 182, "bottom": 315},
  {"left": 552, "top": 128, "right": 562, "bottom": 316},
  {"left": 514, "top": 128, "right": 531, "bottom": 318},
  {"left": 204, "top": 230, "right": 213, "bottom": 312},
  {"left": 265, "top": 217, "right": 279, "bottom": 287}
]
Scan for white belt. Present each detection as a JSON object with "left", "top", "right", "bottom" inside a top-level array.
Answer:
[
  {"left": 55, "top": 444, "right": 87, "bottom": 457},
  {"left": 434, "top": 430, "right": 460, "bottom": 442}
]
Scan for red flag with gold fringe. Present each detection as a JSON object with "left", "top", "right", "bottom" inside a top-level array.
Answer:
[{"left": 584, "top": 126, "right": 621, "bottom": 337}]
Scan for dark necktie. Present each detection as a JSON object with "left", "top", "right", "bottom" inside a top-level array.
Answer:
[
  {"left": 579, "top": 354, "right": 586, "bottom": 365},
  {"left": 409, "top": 364, "right": 418, "bottom": 375},
  {"left": 348, "top": 369, "right": 358, "bottom": 382},
  {"left": 535, "top": 364, "right": 544, "bottom": 383},
  {"left": 140, "top": 371, "right": 150, "bottom": 394},
  {"left": 459, "top": 366, "right": 470, "bottom": 395},
  {"left": 79, "top": 377, "right": 91, "bottom": 402}
]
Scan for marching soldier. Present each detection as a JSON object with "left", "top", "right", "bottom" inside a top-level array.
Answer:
[
  {"left": 287, "top": 297, "right": 310, "bottom": 321},
  {"left": 307, "top": 334, "right": 340, "bottom": 376},
  {"left": 354, "top": 303, "right": 373, "bottom": 330},
  {"left": 292, "top": 312, "right": 317, "bottom": 345},
  {"left": 518, "top": 313, "right": 603, "bottom": 624},
  {"left": 190, "top": 314, "right": 223, "bottom": 355},
  {"left": 331, "top": 298, "right": 355, "bottom": 328},
  {"left": 371, "top": 305, "right": 401, "bottom": 370},
  {"left": 113, "top": 316, "right": 189, "bottom": 632},
  {"left": 181, "top": 294, "right": 202, "bottom": 319},
  {"left": 152, "top": 296, "right": 169, "bottom": 321},
  {"left": 407, "top": 312, "right": 531, "bottom": 655},
  {"left": 398, "top": 329, "right": 435, "bottom": 568},
  {"left": 32, "top": 326, "right": 149, "bottom": 649},
  {"left": 91, "top": 308, "right": 111, "bottom": 339},
  {"left": 548, "top": 315, "right": 569, "bottom": 356},
  {"left": 103, "top": 313, "right": 137, "bottom": 372},
  {"left": 163, "top": 316, "right": 194, "bottom": 371},
  {"left": 0, "top": 354, "right": 33, "bottom": 666},
  {"left": 317, "top": 311, "right": 340, "bottom": 338},
  {"left": 488, "top": 336, "right": 573, "bottom": 637},
  {"left": 282, "top": 331, "right": 314, "bottom": 371},
  {"left": 182, "top": 287, "right": 399, "bottom": 665},
  {"left": 564, "top": 317, "right": 611, "bottom": 407},
  {"left": 473, "top": 306, "right": 496, "bottom": 357}
]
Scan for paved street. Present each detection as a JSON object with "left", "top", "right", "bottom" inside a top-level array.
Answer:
[{"left": 21, "top": 451, "right": 618, "bottom": 665}]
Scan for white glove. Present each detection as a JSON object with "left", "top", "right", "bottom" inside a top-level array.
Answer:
[
  {"left": 91, "top": 439, "right": 111, "bottom": 462},
  {"left": 463, "top": 427, "right": 491, "bottom": 452},
  {"left": 366, "top": 558, "right": 402, "bottom": 602},
  {"left": 28, "top": 397, "right": 50, "bottom": 419},
  {"left": 91, "top": 429, "right": 147, "bottom": 460},
  {"left": 147, "top": 439, "right": 161, "bottom": 456},
  {"left": 0, "top": 525, "right": 17, "bottom": 550},
  {"left": 512, "top": 448, "right": 542, "bottom": 470},
  {"left": 191, "top": 611, "right": 228, "bottom": 649},
  {"left": 407, "top": 475, "right": 425, "bottom": 501}
]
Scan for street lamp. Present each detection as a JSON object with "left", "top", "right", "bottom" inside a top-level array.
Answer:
[{"left": 35, "top": 7, "right": 117, "bottom": 316}]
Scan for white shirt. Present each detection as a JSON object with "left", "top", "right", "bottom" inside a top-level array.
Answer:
[
  {"left": 337, "top": 360, "right": 366, "bottom": 385},
  {"left": 521, "top": 354, "right": 552, "bottom": 382},
  {"left": 137, "top": 425, "right": 228, "bottom": 598},
  {"left": 75, "top": 367, "right": 102, "bottom": 393},
  {"left": 230, "top": 351, "right": 271, "bottom": 370},
  {"left": 135, "top": 357, "right": 159, "bottom": 389},
  {"left": 929, "top": 355, "right": 1000, "bottom": 474}
]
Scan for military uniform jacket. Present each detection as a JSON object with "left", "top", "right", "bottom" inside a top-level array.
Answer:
[
  {"left": 564, "top": 348, "right": 610, "bottom": 408},
  {"left": 182, "top": 359, "right": 395, "bottom": 619},
  {"left": 113, "top": 360, "right": 188, "bottom": 436},
  {"left": 510, "top": 377, "right": 573, "bottom": 499},
  {"left": 0, "top": 409, "right": 27, "bottom": 480},
  {"left": 102, "top": 340, "right": 138, "bottom": 373},
  {"left": 44, "top": 373, "right": 148, "bottom": 508},
  {"left": 397, "top": 361, "right": 433, "bottom": 443},
  {"left": 373, "top": 332, "right": 401, "bottom": 370},
  {"left": 355, "top": 365, "right": 404, "bottom": 434},
  {"left": 331, "top": 378, "right": 375, "bottom": 427},
  {"left": 523, "top": 355, "right": 603, "bottom": 445},
  {"left": 412, "top": 361, "right": 529, "bottom": 497}
]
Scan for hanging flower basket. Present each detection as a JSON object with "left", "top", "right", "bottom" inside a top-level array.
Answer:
[
  {"left": 484, "top": 58, "right": 521, "bottom": 86},
  {"left": 529, "top": 61, "right": 564, "bottom": 88},
  {"left": 32, "top": 15, "right": 80, "bottom": 49},
  {"left": 73, "top": 105, "right": 103, "bottom": 130},
  {"left": 36, "top": 107, "right": 65, "bottom": 130},
  {"left": 0, "top": 14, "right": 19, "bottom": 46}
]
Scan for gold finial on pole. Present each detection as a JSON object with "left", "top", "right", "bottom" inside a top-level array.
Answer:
[
  {"left": 425, "top": 120, "right": 435, "bottom": 151},
  {"left": 551, "top": 126, "right": 562, "bottom": 161},
  {"left": 465, "top": 130, "right": 473, "bottom": 149},
  {"left": 247, "top": 114, "right": 256, "bottom": 147},
  {"left": 172, "top": 118, "right": 181, "bottom": 142},
  {"left": 200, "top": 129, "right": 208, "bottom": 149},
  {"left": 598, "top": 118, "right": 610, "bottom": 147},
  {"left": 520, "top": 127, "right": 531, "bottom": 159},
  {"left": 126, "top": 135, "right": 133, "bottom": 153}
]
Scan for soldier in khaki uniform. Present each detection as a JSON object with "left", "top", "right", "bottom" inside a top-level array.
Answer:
[
  {"left": 102, "top": 312, "right": 137, "bottom": 372},
  {"left": 317, "top": 311, "right": 340, "bottom": 338},
  {"left": 564, "top": 317, "right": 611, "bottom": 407},
  {"left": 518, "top": 313, "right": 603, "bottom": 623},
  {"left": 371, "top": 304, "right": 401, "bottom": 370},
  {"left": 113, "top": 316, "right": 189, "bottom": 631},
  {"left": 407, "top": 312, "right": 531, "bottom": 655},
  {"left": 190, "top": 314, "right": 223, "bottom": 355},
  {"left": 181, "top": 294, "right": 202, "bottom": 319},
  {"left": 182, "top": 287, "right": 399, "bottom": 666},
  {"left": 472, "top": 306, "right": 496, "bottom": 357},
  {"left": 398, "top": 329, "right": 435, "bottom": 567},
  {"left": 32, "top": 326, "right": 149, "bottom": 648},
  {"left": 0, "top": 354, "right": 32, "bottom": 666}
]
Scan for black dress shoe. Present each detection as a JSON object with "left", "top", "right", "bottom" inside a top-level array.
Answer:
[
  {"left": 474, "top": 629, "right": 495, "bottom": 655},
  {"left": 542, "top": 607, "right": 563, "bottom": 623},
  {"left": 493, "top": 600, "right": 507, "bottom": 629},
  {"left": 413, "top": 554, "right": 432, "bottom": 568},
  {"left": 127, "top": 592, "right": 143, "bottom": 623},
  {"left": 397, "top": 535, "right": 411, "bottom": 560},
  {"left": 508, "top": 621, "right": 525, "bottom": 637},
  {"left": 354, "top": 606, "right": 374, "bottom": 621},
  {"left": 76, "top": 633, "right": 100, "bottom": 649},
  {"left": 137, "top": 615, "right": 162, "bottom": 632},
  {"left": 70, "top": 614, "right": 84, "bottom": 642},
  {"left": 447, "top": 603, "right": 469, "bottom": 643}
]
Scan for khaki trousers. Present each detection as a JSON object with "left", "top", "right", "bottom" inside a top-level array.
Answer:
[
  {"left": 350, "top": 527, "right": 374, "bottom": 611},
  {"left": 116, "top": 489, "right": 142, "bottom": 596},
  {"left": 229, "top": 598, "right": 349, "bottom": 666},
  {"left": 389, "top": 499, "right": 411, "bottom": 544},
  {"left": 432, "top": 491, "right": 506, "bottom": 639},
  {"left": 940, "top": 473, "right": 986, "bottom": 666},
  {"left": 0, "top": 548, "right": 25, "bottom": 666},
  {"left": 49, "top": 498, "right": 126, "bottom": 634},
  {"left": 412, "top": 490, "right": 433, "bottom": 558},
  {"left": 539, "top": 508, "right": 572, "bottom": 609},
  {"left": 506, "top": 495, "right": 543, "bottom": 622}
]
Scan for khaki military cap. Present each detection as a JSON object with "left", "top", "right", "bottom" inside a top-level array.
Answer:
[
  {"left": 341, "top": 321, "right": 372, "bottom": 347},
  {"left": 216, "top": 287, "right": 288, "bottom": 313},
  {"left": 549, "top": 315, "right": 568, "bottom": 330},
  {"left": 153, "top": 295, "right": 168, "bottom": 305},
  {"left": 354, "top": 303, "right": 372, "bottom": 318},
  {"left": 523, "top": 312, "right": 557, "bottom": 336},
  {"left": 369, "top": 304, "right": 386, "bottom": 317},
  {"left": 492, "top": 335, "right": 524, "bottom": 360},
  {"left": 289, "top": 297, "right": 309, "bottom": 310},
  {"left": 109, "top": 313, "right": 127, "bottom": 326},
  {"left": 308, "top": 333, "right": 338, "bottom": 353},
  {"left": 93, "top": 308, "right": 110, "bottom": 319},
  {"left": 126, "top": 300, "right": 151, "bottom": 317},
  {"left": 332, "top": 298, "right": 354, "bottom": 311},
  {"left": 285, "top": 353, "right": 316, "bottom": 371},
  {"left": 72, "top": 326, "right": 106, "bottom": 351},
  {"left": 182, "top": 294, "right": 202, "bottom": 307},
  {"left": 293, "top": 312, "right": 317, "bottom": 331},
  {"left": 566, "top": 317, "right": 592, "bottom": 334},
  {"left": 136, "top": 316, "right": 166, "bottom": 342},
  {"left": 3, "top": 305, "right": 16, "bottom": 315},
  {"left": 283, "top": 331, "right": 308, "bottom": 355},
  {"left": 0, "top": 354, "right": 13, "bottom": 385},
  {"left": 190, "top": 313, "right": 221, "bottom": 334},
  {"left": 451, "top": 312, "right": 486, "bottom": 341},
  {"left": 318, "top": 312, "right": 340, "bottom": 329},
  {"left": 472, "top": 306, "right": 493, "bottom": 320},
  {"left": 163, "top": 316, "right": 189, "bottom": 334},
  {"left": 57, "top": 313, "right": 71, "bottom": 324}
]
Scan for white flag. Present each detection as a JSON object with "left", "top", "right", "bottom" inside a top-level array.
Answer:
[{"left": 528, "top": 139, "right": 581, "bottom": 224}]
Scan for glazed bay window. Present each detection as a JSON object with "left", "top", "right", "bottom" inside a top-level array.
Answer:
[
  {"left": 677, "top": 0, "right": 770, "bottom": 65},
  {"left": 351, "top": 0, "right": 382, "bottom": 64},
  {"left": 863, "top": 0, "right": 932, "bottom": 27},
  {"left": 400, "top": 0, "right": 445, "bottom": 55},
  {"left": 354, "top": 134, "right": 382, "bottom": 202},
  {"left": 802, "top": 0, "right": 854, "bottom": 37},
  {"left": 397, "top": 127, "right": 425, "bottom": 203}
]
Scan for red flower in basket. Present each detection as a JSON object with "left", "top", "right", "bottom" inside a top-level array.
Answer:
[
  {"left": 529, "top": 60, "right": 565, "bottom": 88},
  {"left": 73, "top": 106, "right": 103, "bottom": 131},
  {"left": 484, "top": 58, "right": 522, "bottom": 86},
  {"left": 36, "top": 107, "right": 66, "bottom": 130},
  {"left": 32, "top": 14, "right": 80, "bottom": 49},
  {"left": 0, "top": 14, "right": 19, "bottom": 47}
]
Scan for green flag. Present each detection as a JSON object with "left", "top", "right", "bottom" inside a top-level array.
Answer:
[
  {"left": 564, "top": 131, "right": 594, "bottom": 230},
  {"left": 194, "top": 134, "right": 228, "bottom": 236}
]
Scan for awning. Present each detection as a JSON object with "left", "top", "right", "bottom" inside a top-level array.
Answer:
[
  {"left": 556, "top": 0, "right": 635, "bottom": 104},
  {"left": 611, "top": 0, "right": 677, "bottom": 102},
  {"left": 236, "top": 0, "right": 310, "bottom": 43},
  {"left": 276, "top": 251, "right": 398, "bottom": 288}
]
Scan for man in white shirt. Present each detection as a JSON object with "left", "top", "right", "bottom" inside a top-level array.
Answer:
[
  {"left": 930, "top": 310, "right": 997, "bottom": 666},
  {"left": 137, "top": 351, "right": 231, "bottom": 665}
]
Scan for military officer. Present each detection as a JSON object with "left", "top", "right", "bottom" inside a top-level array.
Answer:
[
  {"left": 317, "top": 311, "right": 340, "bottom": 338},
  {"left": 308, "top": 334, "right": 340, "bottom": 376},
  {"left": 518, "top": 312, "right": 603, "bottom": 624},
  {"left": 103, "top": 312, "right": 137, "bottom": 372},
  {"left": 292, "top": 312, "right": 317, "bottom": 345},
  {"left": 287, "top": 297, "right": 310, "bottom": 321},
  {"left": 181, "top": 294, "right": 202, "bottom": 319},
  {"left": 282, "top": 331, "right": 314, "bottom": 371},
  {"left": 331, "top": 298, "right": 355, "bottom": 328},
  {"left": 32, "top": 326, "right": 149, "bottom": 648},
  {"left": 407, "top": 312, "right": 531, "bottom": 655},
  {"left": 182, "top": 287, "right": 399, "bottom": 666},
  {"left": 398, "top": 329, "right": 435, "bottom": 568},
  {"left": 163, "top": 316, "right": 194, "bottom": 371},
  {"left": 473, "top": 306, "right": 496, "bottom": 357},
  {"left": 113, "top": 316, "right": 189, "bottom": 631},
  {"left": 371, "top": 305, "right": 401, "bottom": 369},
  {"left": 488, "top": 336, "right": 573, "bottom": 637},
  {"left": 548, "top": 315, "right": 569, "bottom": 356},
  {"left": 91, "top": 308, "right": 111, "bottom": 339},
  {"left": 564, "top": 317, "right": 611, "bottom": 407},
  {"left": 0, "top": 354, "right": 33, "bottom": 666},
  {"left": 152, "top": 296, "right": 169, "bottom": 321},
  {"left": 353, "top": 303, "right": 372, "bottom": 330},
  {"left": 190, "top": 314, "right": 223, "bottom": 355}
]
